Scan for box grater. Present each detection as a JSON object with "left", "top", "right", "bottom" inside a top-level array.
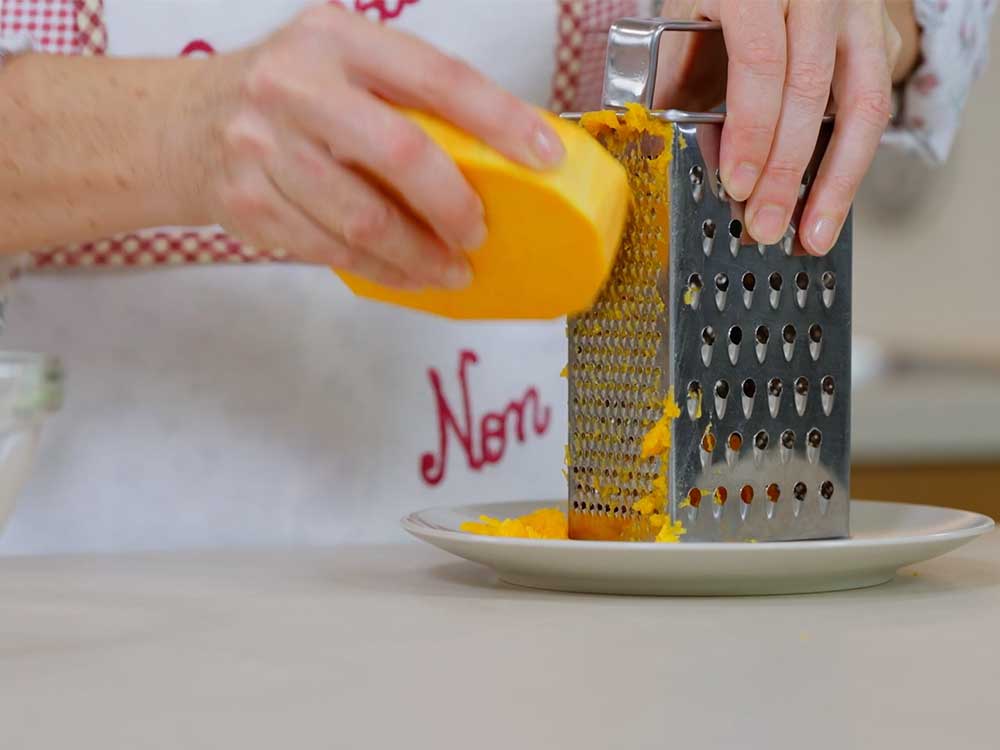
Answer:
[{"left": 563, "top": 18, "right": 851, "bottom": 542}]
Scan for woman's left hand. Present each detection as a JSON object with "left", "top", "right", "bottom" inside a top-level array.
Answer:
[{"left": 656, "top": 0, "right": 904, "bottom": 255}]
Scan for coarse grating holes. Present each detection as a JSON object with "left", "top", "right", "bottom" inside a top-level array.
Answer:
[
  {"left": 820, "top": 481, "right": 835, "bottom": 500},
  {"left": 714, "top": 379, "right": 730, "bottom": 419},
  {"left": 715, "top": 168, "right": 727, "bottom": 200},
  {"left": 821, "top": 271, "right": 836, "bottom": 308},
  {"left": 741, "top": 484, "right": 754, "bottom": 503},
  {"left": 690, "top": 164, "right": 704, "bottom": 201},
  {"left": 821, "top": 375, "right": 835, "bottom": 416},
  {"left": 742, "top": 272, "right": 756, "bottom": 308},
  {"left": 687, "top": 273, "right": 703, "bottom": 309},
  {"left": 780, "top": 429, "right": 795, "bottom": 463},
  {"left": 794, "top": 482, "right": 807, "bottom": 501},
  {"left": 729, "top": 219, "right": 743, "bottom": 257},
  {"left": 714, "top": 272, "right": 729, "bottom": 310},
  {"left": 687, "top": 487, "right": 702, "bottom": 508},
  {"left": 703, "top": 219, "right": 716, "bottom": 256},
  {"left": 795, "top": 271, "right": 810, "bottom": 309},
  {"left": 700, "top": 430, "right": 716, "bottom": 468},
  {"left": 714, "top": 486, "right": 728, "bottom": 505},
  {"left": 687, "top": 381, "right": 703, "bottom": 421},
  {"left": 807, "top": 428, "right": 822, "bottom": 463},
  {"left": 783, "top": 324, "right": 797, "bottom": 361},
  {"left": 701, "top": 326, "right": 716, "bottom": 366},
  {"left": 768, "top": 272, "right": 783, "bottom": 309},
  {"left": 767, "top": 483, "right": 780, "bottom": 502},
  {"left": 754, "top": 430, "right": 769, "bottom": 466},
  {"left": 728, "top": 325, "right": 743, "bottom": 365},
  {"left": 795, "top": 377, "right": 810, "bottom": 416},
  {"left": 742, "top": 379, "right": 756, "bottom": 418},
  {"left": 755, "top": 325, "right": 770, "bottom": 363},
  {"left": 768, "top": 377, "right": 783, "bottom": 417},
  {"left": 727, "top": 432, "right": 743, "bottom": 467},
  {"left": 809, "top": 324, "right": 823, "bottom": 361}
]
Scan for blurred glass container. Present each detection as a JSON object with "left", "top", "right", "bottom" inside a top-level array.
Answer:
[{"left": 0, "top": 352, "right": 63, "bottom": 532}]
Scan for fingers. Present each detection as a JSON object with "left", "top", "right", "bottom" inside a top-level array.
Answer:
[
  {"left": 270, "top": 80, "right": 488, "bottom": 257},
  {"left": 268, "top": 130, "right": 472, "bottom": 289},
  {"left": 800, "top": 6, "right": 893, "bottom": 255},
  {"left": 717, "top": 0, "right": 788, "bottom": 207},
  {"left": 307, "top": 6, "right": 565, "bottom": 170},
  {"left": 222, "top": 167, "right": 418, "bottom": 289},
  {"left": 744, "top": 0, "right": 838, "bottom": 245}
]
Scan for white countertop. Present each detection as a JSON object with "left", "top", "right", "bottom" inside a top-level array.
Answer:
[{"left": 2, "top": 538, "right": 999, "bottom": 749}]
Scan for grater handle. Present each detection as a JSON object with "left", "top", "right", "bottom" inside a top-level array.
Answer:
[{"left": 602, "top": 18, "right": 722, "bottom": 111}]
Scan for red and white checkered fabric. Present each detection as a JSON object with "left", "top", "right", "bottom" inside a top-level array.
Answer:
[
  {"left": 74, "top": 0, "right": 105, "bottom": 55},
  {"left": 0, "top": 0, "right": 80, "bottom": 55},
  {"left": 549, "top": 0, "right": 639, "bottom": 112}
]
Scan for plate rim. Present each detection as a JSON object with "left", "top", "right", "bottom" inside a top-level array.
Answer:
[{"left": 402, "top": 499, "right": 995, "bottom": 552}]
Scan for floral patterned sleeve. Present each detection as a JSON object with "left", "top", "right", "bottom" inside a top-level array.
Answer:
[{"left": 883, "top": 0, "right": 998, "bottom": 163}]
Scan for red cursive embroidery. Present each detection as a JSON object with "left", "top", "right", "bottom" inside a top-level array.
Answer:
[
  {"left": 420, "top": 350, "right": 551, "bottom": 486},
  {"left": 180, "top": 39, "right": 215, "bottom": 57},
  {"left": 354, "top": 0, "right": 421, "bottom": 22}
]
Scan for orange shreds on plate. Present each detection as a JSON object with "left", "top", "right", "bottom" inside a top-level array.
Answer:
[{"left": 460, "top": 507, "right": 569, "bottom": 540}]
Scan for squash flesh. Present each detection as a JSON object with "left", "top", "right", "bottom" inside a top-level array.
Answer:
[{"left": 336, "top": 110, "right": 629, "bottom": 320}]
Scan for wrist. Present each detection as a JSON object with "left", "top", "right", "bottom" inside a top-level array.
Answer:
[{"left": 158, "top": 53, "right": 244, "bottom": 227}]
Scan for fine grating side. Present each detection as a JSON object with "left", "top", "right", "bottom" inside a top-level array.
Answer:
[{"left": 567, "top": 114, "right": 675, "bottom": 542}]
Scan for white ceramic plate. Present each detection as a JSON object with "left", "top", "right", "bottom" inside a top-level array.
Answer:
[{"left": 402, "top": 500, "right": 994, "bottom": 596}]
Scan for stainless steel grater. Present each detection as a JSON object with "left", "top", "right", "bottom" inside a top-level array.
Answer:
[{"left": 563, "top": 18, "right": 851, "bottom": 542}]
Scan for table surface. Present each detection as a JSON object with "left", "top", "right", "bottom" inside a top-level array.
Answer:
[{"left": 1, "top": 536, "right": 999, "bottom": 750}]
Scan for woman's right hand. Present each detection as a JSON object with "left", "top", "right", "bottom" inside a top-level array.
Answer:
[{"left": 177, "top": 4, "right": 565, "bottom": 289}]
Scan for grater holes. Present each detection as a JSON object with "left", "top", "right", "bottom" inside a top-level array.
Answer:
[
  {"left": 767, "top": 483, "right": 780, "bottom": 503},
  {"left": 820, "top": 481, "right": 834, "bottom": 500},
  {"left": 821, "top": 271, "right": 836, "bottom": 308},
  {"left": 783, "top": 324, "right": 797, "bottom": 343},
  {"left": 742, "top": 272, "right": 756, "bottom": 291},
  {"left": 702, "top": 220, "right": 717, "bottom": 256},
  {"left": 754, "top": 430, "right": 769, "bottom": 450},
  {"left": 821, "top": 375, "right": 835, "bottom": 415},
  {"left": 729, "top": 219, "right": 742, "bottom": 257},
  {"left": 714, "top": 379, "right": 730, "bottom": 419},
  {"left": 702, "top": 326, "right": 716, "bottom": 345},
  {"left": 769, "top": 273, "right": 783, "bottom": 291},
  {"left": 701, "top": 432, "right": 717, "bottom": 452},
  {"left": 687, "top": 487, "right": 703, "bottom": 508},
  {"left": 687, "top": 381, "right": 703, "bottom": 420},
  {"left": 690, "top": 165, "right": 704, "bottom": 201},
  {"left": 794, "top": 482, "right": 807, "bottom": 501},
  {"left": 714, "top": 487, "right": 728, "bottom": 506},
  {"left": 715, "top": 273, "right": 729, "bottom": 292},
  {"left": 687, "top": 273, "right": 704, "bottom": 310},
  {"left": 809, "top": 324, "right": 823, "bottom": 361},
  {"left": 741, "top": 485, "right": 754, "bottom": 504},
  {"left": 795, "top": 272, "right": 809, "bottom": 309},
  {"left": 728, "top": 326, "right": 743, "bottom": 365},
  {"left": 742, "top": 379, "right": 756, "bottom": 418},
  {"left": 781, "top": 429, "right": 795, "bottom": 449},
  {"left": 727, "top": 432, "right": 743, "bottom": 466},
  {"left": 807, "top": 428, "right": 822, "bottom": 464},
  {"left": 756, "top": 325, "right": 770, "bottom": 344}
]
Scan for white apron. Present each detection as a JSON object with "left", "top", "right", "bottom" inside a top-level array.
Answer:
[{"left": 0, "top": 0, "right": 643, "bottom": 553}]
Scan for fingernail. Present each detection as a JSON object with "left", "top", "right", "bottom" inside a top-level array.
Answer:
[
  {"left": 462, "top": 219, "right": 488, "bottom": 252},
  {"left": 749, "top": 204, "right": 788, "bottom": 245},
  {"left": 441, "top": 260, "right": 473, "bottom": 290},
  {"left": 725, "top": 162, "right": 760, "bottom": 202},
  {"left": 530, "top": 122, "right": 565, "bottom": 168},
  {"left": 808, "top": 217, "right": 838, "bottom": 255}
]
